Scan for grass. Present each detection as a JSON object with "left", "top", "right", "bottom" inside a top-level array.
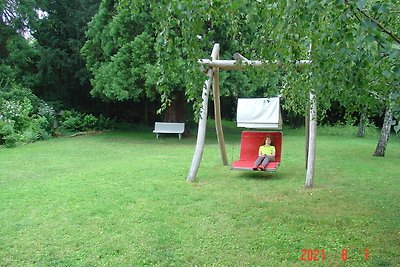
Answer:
[{"left": 0, "top": 122, "right": 399, "bottom": 266}]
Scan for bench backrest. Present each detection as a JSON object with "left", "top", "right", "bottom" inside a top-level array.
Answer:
[{"left": 154, "top": 122, "right": 185, "bottom": 133}]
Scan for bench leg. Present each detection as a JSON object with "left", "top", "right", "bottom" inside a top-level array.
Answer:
[
  {"left": 179, "top": 133, "right": 182, "bottom": 139},
  {"left": 156, "top": 133, "right": 159, "bottom": 139}
]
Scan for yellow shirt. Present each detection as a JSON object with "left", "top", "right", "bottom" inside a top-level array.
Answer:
[{"left": 259, "top": 145, "right": 275, "bottom": 156}]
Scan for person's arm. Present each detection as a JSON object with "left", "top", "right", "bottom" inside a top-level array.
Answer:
[
  {"left": 258, "top": 146, "right": 264, "bottom": 157},
  {"left": 271, "top": 146, "right": 276, "bottom": 157}
]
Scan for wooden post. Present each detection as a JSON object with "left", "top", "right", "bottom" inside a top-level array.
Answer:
[
  {"left": 187, "top": 44, "right": 220, "bottom": 182},
  {"left": 305, "top": 90, "right": 317, "bottom": 189},
  {"left": 213, "top": 48, "right": 228, "bottom": 166}
]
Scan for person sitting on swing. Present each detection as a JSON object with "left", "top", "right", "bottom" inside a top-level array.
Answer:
[{"left": 253, "top": 137, "right": 275, "bottom": 171}]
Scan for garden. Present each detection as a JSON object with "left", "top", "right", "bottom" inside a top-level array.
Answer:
[
  {"left": 1, "top": 123, "right": 399, "bottom": 266},
  {"left": 1, "top": 0, "right": 400, "bottom": 266}
]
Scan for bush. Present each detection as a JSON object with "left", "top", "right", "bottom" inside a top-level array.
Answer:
[
  {"left": 59, "top": 110, "right": 83, "bottom": 131},
  {"left": 0, "top": 84, "right": 56, "bottom": 147},
  {"left": 82, "top": 114, "right": 97, "bottom": 130},
  {"left": 22, "top": 116, "right": 52, "bottom": 143},
  {"left": 38, "top": 101, "right": 56, "bottom": 133},
  {"left": 58, "top": 110, "right": 115, "bottom": 132},
  {"left": 0, "top": 119, "right": 20, "bottom": 147},
  {"left": 97, "top": 115, "right": 114, "bottom": 130}
]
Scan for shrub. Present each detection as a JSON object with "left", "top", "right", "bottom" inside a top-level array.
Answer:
[
  {"left": 0, "top": 85, "right": 56, "bottom": 147},
  {"left": 22, "top": 116, "right": 52, "bottom": 143},
  {"left": 58, "top": 110, "right": 115, "bottom": 132},
  {"left": 82, "top": 114, "right": 97, "bottom": 130},
  {"left": 59, "top": 110, "right": 83, "bottom": 131},
  {"left": 38, "top": 101, "right": 56, "bottom": 133},
  {"left": 0, "top": 119, "right": 19, "bottom": 147},
  {"left": 97, "top": 115, "right": 114, "bottom": 129}
]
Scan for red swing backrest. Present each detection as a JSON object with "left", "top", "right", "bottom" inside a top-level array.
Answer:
[{"left": 239, "top": 131, "right": 282, "bottom": 163}]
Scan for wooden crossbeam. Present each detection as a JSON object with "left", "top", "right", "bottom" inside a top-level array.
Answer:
[{"left": 198, "top": 59, "right": 311, "bottom": 70}]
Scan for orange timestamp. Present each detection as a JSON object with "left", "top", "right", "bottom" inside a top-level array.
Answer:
[{"left": 300, "top": 248, "right": 369, "bottom": 261}]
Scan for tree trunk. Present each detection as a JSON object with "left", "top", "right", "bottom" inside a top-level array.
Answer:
[
  {"left": 163, "top": 90, "right": 185, "bottom": 123},
  {"left": 373, "top": 107, "right": 393, "bottom": 157},
  {"left": 305, "top": 90, "right": 317, "bottom": 189},
  {"left": 305, "top": 105, "right": 310, "bottom": 170},
  {"left": 357, "top": 111, "right": 366, "bottom": 137}
]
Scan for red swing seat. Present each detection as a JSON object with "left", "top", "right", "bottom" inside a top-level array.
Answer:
[{"left": 231, "top": 131, "right": 282, "bottom": 171}]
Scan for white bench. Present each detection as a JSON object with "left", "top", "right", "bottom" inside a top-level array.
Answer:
[{"left": 153, "top": 122, "right": 185, "bottom": 139}]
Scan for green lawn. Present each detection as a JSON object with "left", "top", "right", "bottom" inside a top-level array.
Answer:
[{"left": 0, "top": 125, "right": 399, "bottom": 266}]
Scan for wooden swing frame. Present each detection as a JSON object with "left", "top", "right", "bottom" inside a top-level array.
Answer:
[{"left": 186, "top": 43, "right": 316, "bottom": 188}]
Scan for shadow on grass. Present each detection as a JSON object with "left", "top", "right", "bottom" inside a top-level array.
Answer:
[{"left": 233, "top": 169, "right": 285, "bottom": 181}]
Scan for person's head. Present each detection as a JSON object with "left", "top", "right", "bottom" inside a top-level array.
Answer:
[{"left": 264, "top": 137, "right": 272, "bottom": 145}]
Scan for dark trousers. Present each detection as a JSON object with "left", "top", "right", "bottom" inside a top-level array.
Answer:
[{"left": 254, "top": 155, "right": 275, "bottom": 167}]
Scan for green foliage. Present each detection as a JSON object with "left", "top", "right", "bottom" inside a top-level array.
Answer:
[
  {"left": 82, "top": 0, "right": 282, "bottom": 117},
  {"left": 3, "top": 0, "right": 399, "bottom": 134},
  {"left": 88, "top": 32, "right": 154, "bottom": 101},
  {"left": 82, "top": 0, "right": 399, "bottom": 125},
  {"left": 0, "top": 119, "right": 18, "bottom": 147},
  {"left": 4, "top": 35, "right": 39, "bottom": 88},
  {"left": 33, "top": 0, "right": 100, "bottom": 106},
  {"left": 0, "top": 97, "right": 56, "bottom": 147},
  {"left": 0, "top": 1, "right": 60, "bottom": 147},
  {"left": 0, "top": 0, "right": 42, "bottom": 33},
  {"left": 58, "top": 110, "right": 115, "bottom": 132},
  {"left": 1, "top": 7, "right": 39, "bottom": 92},
  {"left": 0, "top": 67, "right": 56, "bottom": 147}
]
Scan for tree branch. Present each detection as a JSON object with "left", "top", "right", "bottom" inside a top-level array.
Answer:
[{"left": 346, "top": 2, "right": 400, "bottom": 44}]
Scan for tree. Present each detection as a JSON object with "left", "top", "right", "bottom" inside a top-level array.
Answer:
[
  {"left": 0, "top": 0, "right": 41, "bottom": 33},
  {"left": 82, "top": 0, "right": 279, "bottom": 122},
  {"left": 81, "top": 0, "right": 185, "bottom": 122},
  {"left": 343, "top": 0, "right": 400, "bottom": 156},
  {"left": 33, "top": 0, "right": 100, "bottom": 109},
  {"left": 83, "top": 0, "right": 398, "bottom": 185},
  {"left": 1, "top": 0, "right": 42, "bottom": 88},
  {"left": 0, "top": 1, "right": 57, "bottom": 147}
]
